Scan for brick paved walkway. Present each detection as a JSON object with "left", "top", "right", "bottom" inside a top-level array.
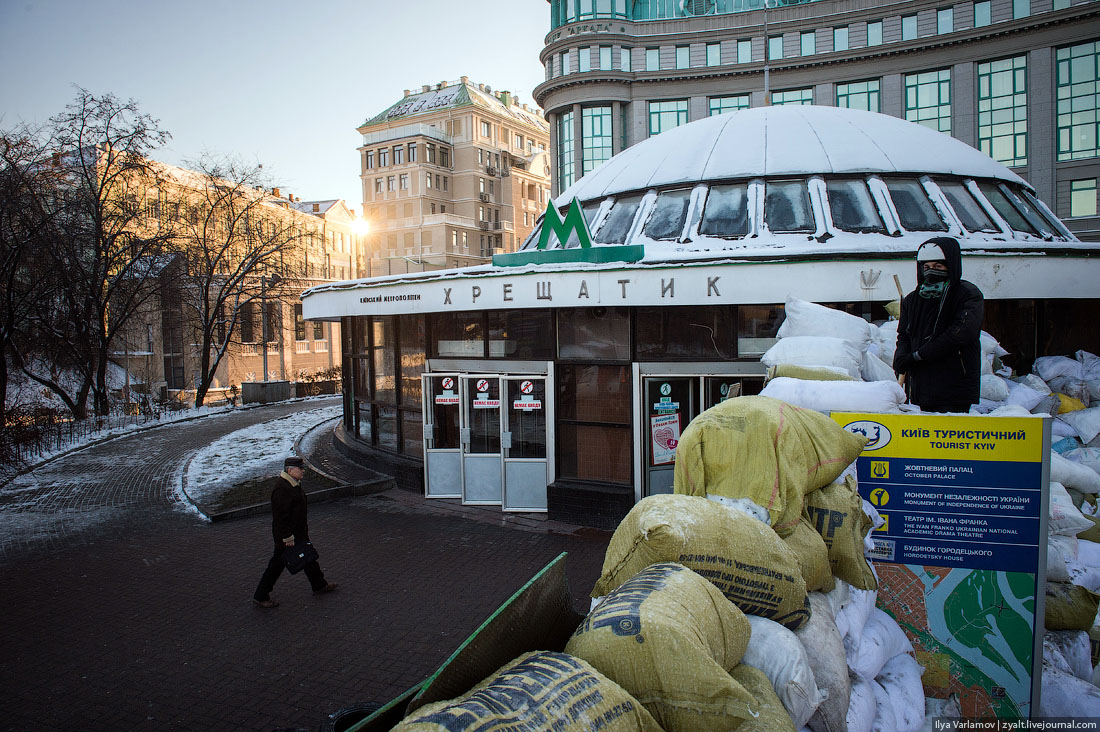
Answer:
[{"left": 0, "top": 399, "right": 611, "bottom": 731}]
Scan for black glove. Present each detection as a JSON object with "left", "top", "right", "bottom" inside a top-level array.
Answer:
[{"left": 894, "top": 353, "right": 915, "bottom": 372}]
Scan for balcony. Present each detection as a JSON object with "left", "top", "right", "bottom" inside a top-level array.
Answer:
[
  {"left": 423, "top": 213, "right": 476, "bottom": 228},
  {"left": 295, "top": 340, "right": 310, "bottom": 354},
  {"left": 314, "top": 340, "right": 329, "bottom": 353},
  {"left": 361, "top": 123, "right": 452, "bottom": 147}
]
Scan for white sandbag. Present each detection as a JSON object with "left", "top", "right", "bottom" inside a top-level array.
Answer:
[
  {"left": 1061, "top": 407, "right": 1100, "bottom": 445},
  {"left": 1044, "top": 630, "right": 1093, "bottom": 681},
  {"left": 922, "top": 696, "right": 960, "bottom": 731},
  {"left": 744, "top": 614, "right": 828, "bottom": 728},
  {"left": 875, "top": 654, "right": 926, "bottom": 732},
  {"left": 875, "top": 321, "right": 898, "bottom": 366},
  {"left": 1094, "top": 663, "right": 1100, "bottom": 687},
  {"left": 870, "top": 680, "right": 897, "bottom": 732},
  {"left": 1064, "top": 448, "right": 1100, "bottom": 477},
  {"left": 849, "top": 609, "right": 914, "bottom": 680},
  {"left": 1048, "top": 535, "right": 1074, "bottom": 583},
  {"left": 979, "top": 374, "right": 1010, "bottom": 402},
  {"left": 1079, "top": 351, "right": 1100, "bottom": 400},
  {"left": 760, "top": 377, "right": 906, "bottom": 414},
  {"left": 762, "top": 337, "right": 864, "bottom": 380},
  {"left": 1016, "top": 373, "right": 1053, "bottom": 396},
  {"left": 1053, "top": 452, "right": 1100, "bottom": 494},
  {"left": 863, "top": 350, "right": 898, "bottom": 382},
  {"left": 981, "top": 330, "right": 1009, "bottom": 359},
  {"left": 799, "top": 593, "right": 851, "bottom": 732},
  {"left": 1040, "top": 665, "right": 1100, "bottom": 717},
  {"left": 1079, "top": 539, "right": 1100, "bottom": 569},
  {"left": 1033, "top": 393, "right": 1061, "bottom": 417},
  {"left": 1036, "top": 356, "right": 1085, "bottom": 384},
  {"left": 778, "top": 297, "right": 874, "bottom": 348},
  {"left": 840, "top": 585, "right": 878, "bottom": 657},
  {"left": 863, "top": 500, "right": 885, "bottom": 531},
  {"left": 847, "top": 673, "right": 878, "bottom": 732},
  {"left": 1049, "top": 482, "right": 1093, "bottom": 536},
  {"left": 1005, "top": 380, "right": 1045, "bottom": 410},
  {"left": 1067, "top": 558, "right": 1100, "bottom": 593},
  {"left": 1052, "top": 418, "right": 1080, "bottom": 439}
]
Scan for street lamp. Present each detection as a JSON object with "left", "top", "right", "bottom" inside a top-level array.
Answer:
[{"left": 260, "top": 272, "right": 282, "bottom": 381}]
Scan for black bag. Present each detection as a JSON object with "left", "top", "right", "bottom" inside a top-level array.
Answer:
[{"left": 283, "top": 542, "right": 319, "bottom": 574}]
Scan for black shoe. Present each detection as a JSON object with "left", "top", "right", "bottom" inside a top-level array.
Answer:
[
  {"left": 313, "top": 583, "right": 338, "bottom": 594},
  {"left": 252, "top": 598, "right": 279, "bottom": 608}
]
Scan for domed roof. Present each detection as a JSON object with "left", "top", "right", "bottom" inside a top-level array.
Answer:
[{"left": 558, "top": 105, "right": 1028, "bottom": 204}]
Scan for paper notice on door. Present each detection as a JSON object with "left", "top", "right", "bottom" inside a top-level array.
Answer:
[{"left": 650, "top": 413, "right": 681, "bottom": 466}]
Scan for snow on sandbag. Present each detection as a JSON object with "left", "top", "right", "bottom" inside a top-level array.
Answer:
[
  {"left": 846, "top": 672, "right": 878, "bottom": 732},
  {"left": 839, "top": 584, "right": 879, "bottom": 657},
  {"left": 743, "top": 614, "right": 827, "bottom": 728},
  {"left": 798, "top": 594, "right": 851, "bottom": 732},
  {"left": 1068, "top": 559, "right": 1100, "bottom": 593},
  {"left": 592, "top": 495, "right": 811, "bottom": 629},
  {"left": 1016, "top": 373, "right": 1053, "bottom": 396},
  {"left": 862, "top": 350, "right": 898, "bottom": 382},
  {"left": 730, "top": 664, "right": 798, "bottom": 732},
  {"left": 1040, "top": 665, "right": 1100, "bottom": 718},
  {"left": 1046, "top": 581, "right": 1100, "bottom": 631},
  {"left": 875, "top": 321, "right": 899, "bottom": 366},
  {"left": 762, "top": 336, "right": 864, "bottom": 380},
  {"left": 1048, "top": 535, "right": 1075, "bottom": 583},
  {"left": 1079, "top": 539, "right": 1100, "bottom": 569},
  {"left": 1044, "top": 630, "right": 1094, "bottom": 681},
  {"left": 921, "top": 696, "right": 960, "bottom": 731},
  {"left": 777, "top": 297, "right": 874, "bottom": 348},
  {"left": 875, "top": 654, "right": 925, "bottom": 732},
  {"left": 761, "top": 377, "right": 907, "bottom": 415},
  {"left": 1006, "top": 379, "right": 1045, "bottom": 410},
  {"left": 392, "top": 651, "right": 664, "bottom": 732},
  {"left": 1053, "top": 452, "right": 1100, "bottom": 494},
  {"left": 567, "top": 563, "right": 756, "bottom": 732},
  {"left": 869, "top": 680, "right": 897, "bottom": 732},
  {"left": 848, "top": 609, "right": 914, "bottom": 680},
  {"left": 1061, "top": 407, "right": 1100, "bottom": 445},
  {"left": 1065, "top": 447, "right": 1100, "bottom": 477},
  {"left": 983, "top": 404, "right": 1036, "bottom": 419},
  {"left": 979, "top": 374, "right": 1010, "bottom": 402},
  {"left": 1050, "top": 482, "right": 1093, "bottom": 536}
]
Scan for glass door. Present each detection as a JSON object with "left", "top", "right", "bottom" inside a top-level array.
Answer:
[
  {"left": 461, "top": 375, "right": 503, "bottom": 505},
  {"left": 502, "top": 376, "right": 549, "bottom": 511},
  {"left": 643, "top": 376, "right": 698, "bottom": 496},
  {"left": 423, "top": 373, "right": 462, "bottom": 498}
]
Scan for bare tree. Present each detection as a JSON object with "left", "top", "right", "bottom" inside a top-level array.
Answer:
[
  {"left": 14, "top": 88, "right": 175, "bottom": 417},
  {"left": 173, "top": 155, "right": 306, "bottom": 407}
]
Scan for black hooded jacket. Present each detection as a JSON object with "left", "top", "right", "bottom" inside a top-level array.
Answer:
[{"left": 893, "top": 237, "right": 984, "bottom": 411}]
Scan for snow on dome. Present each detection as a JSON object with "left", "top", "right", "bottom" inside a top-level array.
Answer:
[{"left": 557, "top": 106, "right": 1028, "bottom": 205}]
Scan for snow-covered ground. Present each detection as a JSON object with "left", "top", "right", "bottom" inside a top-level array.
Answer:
[{"left": 182, "top": 405, "right": 341, "bottom": 506}]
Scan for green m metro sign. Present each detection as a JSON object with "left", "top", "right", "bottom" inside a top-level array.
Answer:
[{"left": 492, "top": 198, "right": 646, "bottom": 267}]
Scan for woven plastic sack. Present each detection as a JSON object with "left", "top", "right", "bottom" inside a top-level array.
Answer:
[
  {"left": 862, "top": 350, "right": 898, "bottom": 383},
  {"left": 1062, "top": 407, "right": 1100, "bottom": 445},
  {"left": 784, "top": 516, "right": 836, "bottom": 593},
  {"left": 848, "top": 609, "right": 914, "bottom": 680},
  {"left": 1049, "top": 482, "right": 1093, "bottom": 536},
  {"left": 870, "top": 680, "right": 897, "bottom": 732},
  {"left": 762, "top": 336, "right": 864, "bottom": 380},
  {"left": 846, "top": 672, "right": 877, "bottom": 732},
  {"left": 1045, "top": 582, "right": 1100, "bottom": 631},
  {"left": 731, "top": 664, "right": 798, "bottom": 732},
  {"left": 743, "top": 614, "right": 827, "bottom": 728},
  {"left": 567, "top": 563, "right": 756, "bottom": 732},
  {"left": 798, "top": 593, "right": 851, "bottom": 732},
  {"left": 1058, "top": 393, "right": 1087, "bottom": 414},
  {"left": 770, "top": 364, "right": 857, "bottom": 381},
  {"left": 675, "top": 395, "right": 868, "bottom": 536},
  {"left": 761, "top": 377, "right": 906, "bottom": 415},
  {"left": 1044, "top": 630, "right": 1093, "bottom": 681},
  {"left": 1052, "top": 452, "right": 1100, "bottom": 494},
  {"left": 392, "top": 651, "right": 663, "bottom": 732},
  {"left": 592, "top": 494, "right": 811, "bottom": 629},
  {"left": 776, "top": 296, "right": 874, "bottom": 348},
  {"left": 1040, "top": 665, "right": 1100, "bottom": 718},
  {"left": 875, "top": 654, "right": 925, "bottom": 732},
  {"left": 805, "top": 476, "right": 877, "bottom": 590},
  {"left": 980, "top": 374, "right": 1010, "bottom": 402}
]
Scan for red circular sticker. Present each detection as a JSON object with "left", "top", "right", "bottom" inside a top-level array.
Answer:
[
  {"left": 520, "top": 380, "right": 534, "bottom": 394},
  {"left": 476, "top": 379, "right": 490, "bottom": 392},
  {"left": 441, "top": 377, "right": 454, "bottom": 390}
]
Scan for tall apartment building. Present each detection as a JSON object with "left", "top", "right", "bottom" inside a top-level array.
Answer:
[
  {"left": 533, "top": 0, "right": 1100, "bottom": 241},
  {"left": 357, "top": 78, "right": 552, "bottom": 275}
]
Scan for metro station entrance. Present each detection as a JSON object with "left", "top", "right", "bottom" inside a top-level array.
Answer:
[{"left": 422, "top": 368, "right": 554, "bottom": 511}]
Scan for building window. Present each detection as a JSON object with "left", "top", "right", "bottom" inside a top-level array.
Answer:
[
  {"left": 801, "top": 31, "right": 816, "bottom": 56},
  {"left": 706, "top": 42, "right": 721, "bottom": 67},
  {"left": 772, "top": 88, "right": 814, "bottom": 106},
  {"left": 515, "top": 133, "right": 523, "bottom": 149},
  {"left": 439, "top": 147, "right": 449, "bottom": 167},
  {"left": 294, "top": 304, "right": 305, "bottom": 341},
  {"left": 902, "top": 14, "right": 918, "bottom": 41},
  {"left": 393, "top": 145, "right": 403, "bottom": 165},
  {"left": 905, "top": 68, "right": 952, "bottom": 134},
  {"left": 374, "top": 178, "right": 383, "bottom": 194},
  {"left": 441, "top": 176, "right": 448, "bottom": 192},
  {"left": 408, "top": 142, "right": 417, "bottom": 162},
  {"left": 675, "top": 45, "right": 690, "bottom": 69},
  {"left": 1013, "top": 0, "right": 1030, "bottom": 18},
  {"left": 480, "top": 121, "right": 491, "bottom": 138},
  {"left": 580, "top": 46, "right": 592, "bottom": 72},
  {"left": 709, "top": 95, "right": 750, "bottom": 116},
  {"left": 399, "top": 173, "right": 409, "bottom": 190},
  {"left": 648, "top": 100, "right": 689, "bottom": 136},
  {"left": 1070, "top": 179, "right": 1098, "bottom": 217},
  {"left": 937, "top": 7, "right": 953, "bottom": 34},
  {"left": 1057, "top": 40, "right": 1100, "bottom": 161},
  {"left": 836, "top": 79, "right": 881, "bottom": 112},
  {"left": 646, "top": 47, "right": 660, "bottom": 71},
  {"left": 379, "top": 148, "right": 389, "bottom": 166},
  {"left": 365, "top": 150, "right": 374, "bottom": 169},
  {"left": 978, "top": 55, "right": 1028, "bottom": 167},
  {"left": 558, "top": 110, "right": 575, "bottom": 189},
  {"left": 600, "top": 45, "right": 612, "bottom": 70},
  {"left": 768, "top": 35, "right": 783, "bottom": 60},
  {"left": 974, "top": 1, "right": 991, "bottom": 27},
  {"left": 867, "top": 21, "right": 883, "bottom": 46},
  {"left": 387, "top": 176, "right": 395, "bottom": 192},
  {"left": 834, "top": 26, "right": 849, "bottom": 52},
  {"left": 562, "top": 50, "right": 571, "bottom": 75},
  {"left": 582, "top": 106, "right": 613, "bottom": 175},
  {"left": 426, "top": 172, "right": 432, "bottom": 189},
  {"left": 620, "top": 47, "right": 631, "bottom": 71},
  {"left": 737, "top": 39, "right": 752, "bottom": 64}
]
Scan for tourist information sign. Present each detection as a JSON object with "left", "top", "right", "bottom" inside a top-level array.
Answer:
[{"left": 832, "top": 412, "right": 1050, "bottom": 719}]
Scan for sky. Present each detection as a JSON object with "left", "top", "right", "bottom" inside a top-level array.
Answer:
[{"left": 0, "top": 0, "right": 551, "bottom": 213}]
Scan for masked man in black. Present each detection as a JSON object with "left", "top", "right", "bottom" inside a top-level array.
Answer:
[{"left": 893, "top": 237, "right": 984, "bottom": 413}]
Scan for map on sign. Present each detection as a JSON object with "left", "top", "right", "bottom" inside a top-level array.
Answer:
[{"left": 833, "top": 412, "right": 1049, "bottom": 719}]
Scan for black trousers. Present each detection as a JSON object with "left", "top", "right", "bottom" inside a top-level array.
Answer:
[{"left": 254, "top": 543, "right": 326, "bottom": 600}]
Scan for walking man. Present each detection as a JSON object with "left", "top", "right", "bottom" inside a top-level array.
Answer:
[{"left": 253, "top": 456, "right": 337, "bottom": 608}]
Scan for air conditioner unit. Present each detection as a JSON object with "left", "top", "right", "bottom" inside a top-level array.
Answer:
[
  {"left": 487, "top": 166, "right": 498, "bottom": 176},
  {"left": 479, "top": 193, "right": 490, "bottom": 202},
  {"left": 478, "top": 221, "right": 490, "bottom": 230}
]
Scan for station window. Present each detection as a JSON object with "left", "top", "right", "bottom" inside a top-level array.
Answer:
[
  {"left": 557, "top": 307, "right": 630, "bottom": 361},
  {"left": 935, "top": 180, "right": 999, "bottom": 232},
  {"left": 594, "top": 194, "right": 643, "bottom": 244},
  {"left": 764, "top": 180, "right": 815, "bottom": 232},
  {"left": 643, "top": 189, "right": 691, "bottom": 240},
  {"left": 825, "top": 179, "right": 886, "bottom": 233},
  {"left": 836, "top": 80, "right": 880, "bottom": 112},
  {"left": 700, "top": 183, "right": 750, "bottom": 238},
  {"left": 488, "top": 310, "right": 554, "bottom": 360},
  {"left": 556, "top": 364, "right": 632, "bottom": 485},
  {"left": 884, "top": 178, "right": 949, "bottom": 231},
  {"left": 977, "top": 182, "right": 1042, "bottom": 236},
  {"left": 431, "top": 311, "right": 485, "bottom": 357},
  {"left": 635, "top": 306, "right": 735, "bottom": 360},
  {"left": 738, "top": 304, "right": 785, "bottom": 358},
  {"left": 978, "top": 55, "right": 1028, "bottom": 167},
  {"left": 905, "top": 68, "right": 952, "bottom": 134}
]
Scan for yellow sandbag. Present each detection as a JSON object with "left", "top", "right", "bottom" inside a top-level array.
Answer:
[
  {"left": 885, "top": 300, "right": 901, "bottom": 319},
  {"left": 804, "top": 476, "right": 877, "bottom": 590},
  {"left": 1058, "top": 393, "right": 1087, "bottom": 414},
  {"left": 592, "top": 494, "right": 810, "bottom": 629},
  {"left": 783, "top": 516, "right": 836, "bottom": 593},
  {"left": 1077, "top": 513, "right": 1100, "bottom": 543},
  {"left": 393, "top": 651, "right": 663, "bottom": 732},
  {"left": 674, "top": 395, "right": 868, "bottom": 536},
  {"left": 1045, "top": 582, "right": 1100, "bottom": 631},
  {"left": 568, "top": 563, "right": 756, "bottom": 732},
  {"left": 730, "top": 664, "right": 798, "bottom": 732},
  {"left": 768, "top": 364, "right": 857, "bottom": 382}
]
